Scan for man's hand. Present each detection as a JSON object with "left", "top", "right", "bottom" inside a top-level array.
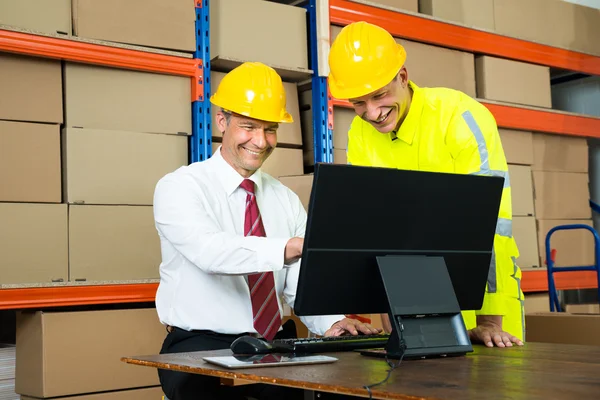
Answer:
[
  {"left": 324, "top": 318, "right": 382, "bottom": 337},
  {"left": 284, "top": 237, "right": 304, "bottom": 264},
  {"left": 469, "top": 315, "right": 524, "bottom": 348}
]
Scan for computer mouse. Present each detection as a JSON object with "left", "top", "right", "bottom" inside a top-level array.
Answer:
[{"left": 230, "top": 335, "right": 274, "bottom": 355}]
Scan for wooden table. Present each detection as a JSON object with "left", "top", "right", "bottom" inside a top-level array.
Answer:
[{"left": 122, "top": 343, "right": 600, "bottom": 399}]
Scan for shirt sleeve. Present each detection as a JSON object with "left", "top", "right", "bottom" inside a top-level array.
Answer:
[
  {"left": 446, "top": 106, "right": 514, "bottom": 317},
  {"left": 281, "top": 189, "right": 345, "bottom": 336},
  {"left": 153, "top": 173, "right": 290, "bottom": 275}
]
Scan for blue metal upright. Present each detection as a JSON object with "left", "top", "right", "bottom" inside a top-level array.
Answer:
[
  {"left": 191, "top": 0, "right": 212, "bottom": 163},
  {"left": 306, "top": 0, "right": 334, "bottom": 164}
]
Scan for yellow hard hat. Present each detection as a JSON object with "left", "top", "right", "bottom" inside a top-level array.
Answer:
[
  {"left": 328, "top": 21, "right": 407, "bottom": 100},
  {"left": 210, "top": 62, "right": 293, "bottom": 123}
]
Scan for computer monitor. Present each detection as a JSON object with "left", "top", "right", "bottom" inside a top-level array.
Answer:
[{"left": 293, "top": 163, "right": 504, "bottom": 359}]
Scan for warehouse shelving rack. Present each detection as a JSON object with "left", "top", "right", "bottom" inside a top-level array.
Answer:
[
  {"left": 0, "top": 0, "right": 333, "bottom": 310},
  {"left": 327, "top": 0, "right": 600, "bottom": 292}
]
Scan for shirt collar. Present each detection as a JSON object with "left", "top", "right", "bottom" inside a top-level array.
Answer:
[
  {"left": 394, "top": 80, "right": 422, "bottom": 145},
  {"left": 210, "top": 146, "right": 263, "bottom": 197}
]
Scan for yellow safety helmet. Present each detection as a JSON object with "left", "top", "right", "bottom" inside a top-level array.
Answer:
[
  {"left": 210, "top": 62, "right": 293, "bottom": 123},
  {"left": 328, "top": 21, "right": 407, "bottom": 100}
]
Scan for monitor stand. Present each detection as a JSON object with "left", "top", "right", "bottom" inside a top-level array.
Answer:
[{"left": 363, "top": 255, "right": 473, "bottom": 360}]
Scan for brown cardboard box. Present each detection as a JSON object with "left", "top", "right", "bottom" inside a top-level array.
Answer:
[
  {"left": 533, "top": 133, "right": 588, "bottom": 173},
  {"left": 524, "top": 293, "right": 550, "bottom": 313},
  {"left": 279, "top": 175, "right": 314, "bottom": 211},
  {"left": 494, "top": 0, "right": 600, "bottom": 57},
  {"left": 63, "top": 128, "right": 188, "bottom": 205},
  {"left": 15, "top": 309, "right": 165, "bottom": 397},
  {"left": 525, "top": 312, "right": 600, "bottom": 346},
  {"left": 499, "top": 129, "right": 533, "bottom": 166},
  {"left": 68, "top": 205, "right": 161, "bottom": 281},
  {"left": 565, "top": 304, "right": 599, "bottom": 314},
  {"left": 64, "top": 62, "right": 191, "bottom": 135},
  {"left": 419, "top": 0, "right": 494, "bottom": 30},
  {"left": 532, "top": 172, "right": 591, "bottom": 219},
  {"left": 334, "top": 149, "right": 347, "bottom": 165},
  {"left": 0, "top": 121, "right": 61, "bottom": 203},
  {"left": 0, "top": 53, "right": 62, "bottom": 124},
  {"left": 211, "top": 71, "right": 303, "bottom": 146},
  {"left": 0, "top": 0, "right": 71, "bottom": 35},
  {"left": 211, "top": 142, "right": 304, "bottom": 178},
  {"left": 211, "top": 0, "right": 308, "bottom": 71},
  {"left": 72, "top": 0, "right": 195, "bottom": 52},
  {"left": 331, "top": 26, "right": 477, "bottom": 96},
  {"left": 21, "top": 386, "right": 164, "bottom": 400},
  {"left": 513, "top": 216, "right": 540, "bottom": 269},
  {"left": 475, "top": 56, "right": 551, "bottom": 108},
  {"left": 369, "top": 0, "right": 418, "bottom": 12},
  {"left": 0, "top": 204, "right": 68, "bottom": 285},
  {"left": 537, "top": 219, "right": 595, "bottom": 268},
  {"left": 509, "top": 165, "right": 534, "bottom": 217}
]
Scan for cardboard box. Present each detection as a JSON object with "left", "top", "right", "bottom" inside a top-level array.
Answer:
[
  {"left": 15, "top": 309, "right": 165, "bottom": 397},
  {"left": 499, "top": 129, "right": 534, "bottom": 166},
  {"left": 64, "top": 62, "right": 191, "bottom": 135},
  {"left": 21, "top": 386, "right": 164, "bottom": 400},
  {"left": 525, "top": 312, "right": 600, "bottom": 346},
  {"left": 334, "top": 149, "right": 347, "bottom": 165},
  {"left": 369, "top": 0, "right": 418, "bottom": 12},
  {"left": 509, "top": 165, "right": 534, "bottom": 217},
  {"left": 68, "top": 205, "right": 161, "bottom": 281},
  {"left": 537, "top": 219, "right": 595, "bottom": 268},
  {"left": 0, "top": 204, "right": 68, "bottom": 285},
  {"left": 524, "top": 293, "right": 550, "bottom": 313},
  {"left": 0, "top": 53, "right": 62, "bottom": 124},
  {"left": 0, "top": 0, "right": 71, "bottom": 35},
  {"left": 279, "top": 175, "right": 314, "bottom": 211},
  {"left": 419, "top": 0, "right": 494, "bottom": 30},
  {"left": 533, "top": 172, "right": 591, "bottom": 219},
  {"left": 72, "top": 0, "right": 195, "bottom": 52},
  {"left": 475, "top": 56, "right": 552, "bottom": 108},
  {"left": 211, "top": 71, "right": 303, "bottom": 146},
  {"left": 331, "top": 26, "right": 476, "bottom": 97},
  {"left": 565, "top": 303, "right": 599, "bottom": 314},
  {"left": 211, "top": 0, "right": 308, "bottom": 71},
  {"left": 0, "top": 121, "right": 61, "bottom": 203},
  {"left": 494, "top": 0, "right": 600, "bottom": 57},
  {"left": 513, "top": 216, "right": 540, "bottom": 269},
  {"left": 533, "top": 133, "right": 588, "bottom": 173},
  {"left": 63, "top": 128, "right": 188, "bottom": 205}
]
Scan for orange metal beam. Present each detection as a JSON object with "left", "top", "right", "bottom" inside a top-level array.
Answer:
[
  {"left": 332, "top": 99, "right": 600, "bottom": 138},
  {"left": 521, "top": 270, "right": 598, "bottom": 292},
  {"left": 0, "top": 28, "right": 199, "bottom": 77},
  {"left": 330, "top": 0, "right": 600, "bottom": 76},
  {"left": 0, "top": 283, "right": 158, "bottom": 310}
]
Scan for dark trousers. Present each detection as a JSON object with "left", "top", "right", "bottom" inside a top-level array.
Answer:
[{"left": 158, "top": 325, "right": 305, "bottom": 400}]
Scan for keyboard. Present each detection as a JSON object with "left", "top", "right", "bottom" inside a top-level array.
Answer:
[{"left": 242, "top": 334, "right": 390, "bottom": 354}]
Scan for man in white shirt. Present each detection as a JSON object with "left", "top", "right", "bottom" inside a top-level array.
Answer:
[{"left": 153, "top": 62, "right": 381, "bottom": 400}]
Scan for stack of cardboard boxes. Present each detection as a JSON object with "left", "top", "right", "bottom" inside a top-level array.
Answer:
[
  {"left": 1, "top": 1, "right": 195, "bottom": 398},
  {"left": 0, "top": 0, "right": 194, "bottom": 287}
]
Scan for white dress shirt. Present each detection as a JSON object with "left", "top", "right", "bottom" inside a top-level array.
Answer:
[{"left": 153, "top": 146, "right": 343, "bottom": 336}]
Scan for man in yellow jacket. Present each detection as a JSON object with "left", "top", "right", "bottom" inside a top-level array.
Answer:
[{"left": 328, "top": 21, "right": 525, "bottom": 348}]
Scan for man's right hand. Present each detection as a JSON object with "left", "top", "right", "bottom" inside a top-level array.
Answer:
[{"left": 284, "top": 237, "right": 304, "bottom": 264}]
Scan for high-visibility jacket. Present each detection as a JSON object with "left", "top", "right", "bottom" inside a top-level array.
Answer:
[{"left": 346, "top": 81, "right": 525, "bottom": 340}]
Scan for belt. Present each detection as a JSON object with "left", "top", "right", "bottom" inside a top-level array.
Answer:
[{"left": 166, "top": 325, "right": 261, "bottom": 338}]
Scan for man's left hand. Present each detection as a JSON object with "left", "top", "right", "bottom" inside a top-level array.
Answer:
[
  {"left": 469, "top": 316, "right": 524, "bottom": 348},
  {"left": 324, "top": 318, "right": 382, "bottom": 337}
]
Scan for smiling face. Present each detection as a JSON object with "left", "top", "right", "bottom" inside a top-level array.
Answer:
[
  {"left": 216, "top": 109, "right": 278, "bottom": 177},
  {"left": 348, "top": 67, "right": 412, "bottom": 134}
]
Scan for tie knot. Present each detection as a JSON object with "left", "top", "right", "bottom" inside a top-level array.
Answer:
[{"left": 240, "top": 179, "right": 256, "bottom": 194}]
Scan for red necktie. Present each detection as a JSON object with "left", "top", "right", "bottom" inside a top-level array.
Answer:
[{"left": 240, "top": 179, "right": 281, "bottom": 341}]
